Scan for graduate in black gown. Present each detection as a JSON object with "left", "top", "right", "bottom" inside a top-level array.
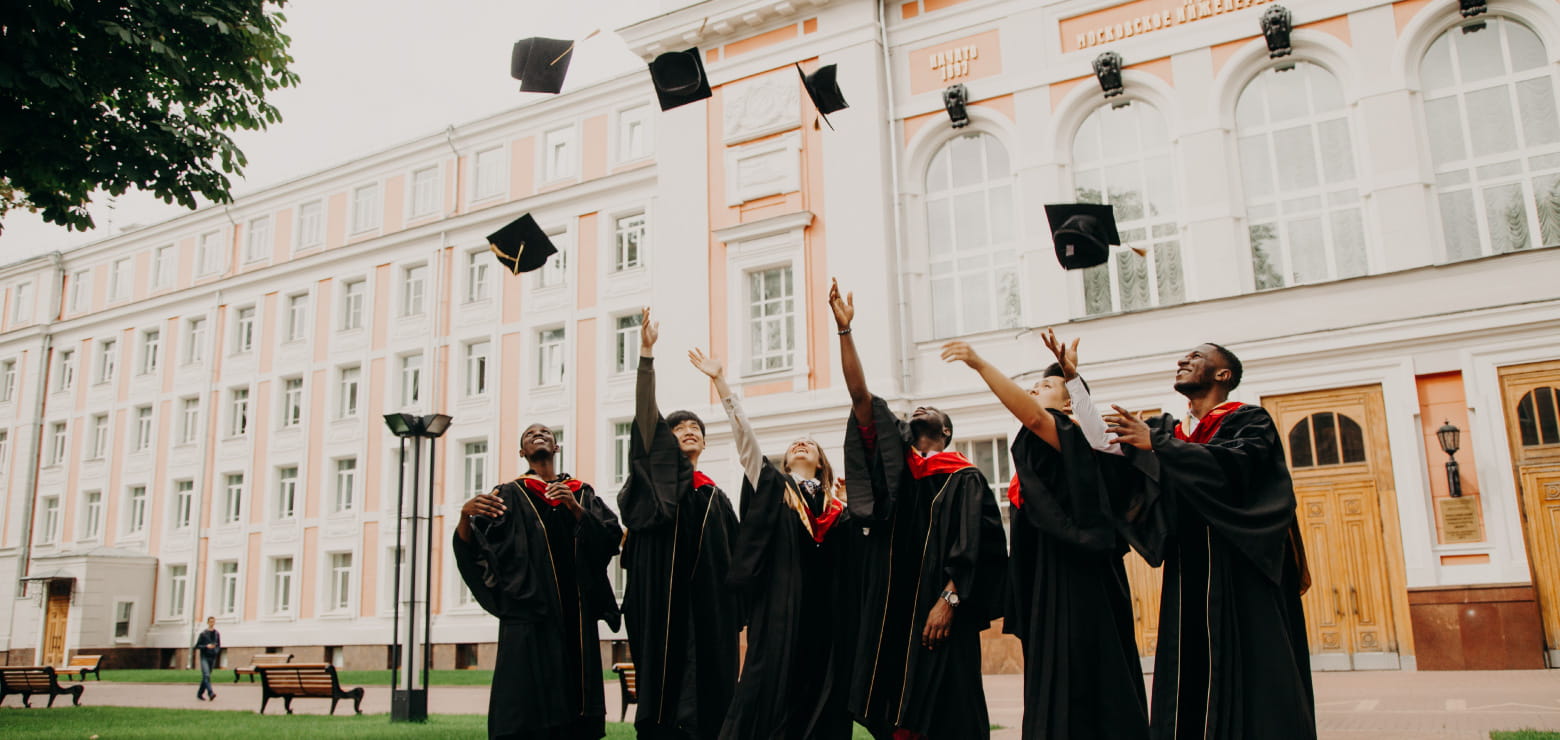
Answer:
[
  {"left": 941, "top": 330, "right": 1149, "bottom": 740},
  {"left": 619, "top": 308, "right": 741, "bottom": 740},
  {"left": 687, "top": 347, "right": 856, "bottom": 740},
  {"left": 830, "top": 279, "right": 1008, "bottom": 740},
  {"left": 1102, "top": 343, "right": 1315, "bottom": 740},
  {"left": 453, "top": 424, "right": 623, "bottom": 740}
]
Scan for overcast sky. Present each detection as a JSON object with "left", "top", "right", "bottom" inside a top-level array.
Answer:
[{"left": 2, "top": 0, "right": 669, "bottom": 263}]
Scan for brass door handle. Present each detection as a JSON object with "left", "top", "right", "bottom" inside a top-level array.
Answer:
[
  {"left": 1350, "top": 586, "right": 1359, "bottom": 617},
  {"left": 1332, "top": 587, "right": 1344, "bottom": 617}
]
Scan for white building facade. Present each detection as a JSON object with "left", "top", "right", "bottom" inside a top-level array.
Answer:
[{"left": 2, "top": 0, "right": 1559, "bottom": 673}]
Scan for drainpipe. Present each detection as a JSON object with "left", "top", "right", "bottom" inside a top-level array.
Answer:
[
  {"left": 877, "top": 1, "right": 915, "bottom": 395},
  {"left": 15, "top": 251, "right": 66, "bottom": 600},
  {"left": 185, "top": 289, "right": 223, "bottom": 668}
]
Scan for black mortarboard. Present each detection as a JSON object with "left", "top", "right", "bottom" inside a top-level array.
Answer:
[
  {"left": 1044, "top": 203, "right": 1120, "bottom": 270},
  {"left": 511, "top": 37, "right": 574, "bottom": 94},
  {"left": 796, "top": 63, "right": 848, "bottom": 130},
  {"left": 487, "top": 214, "right": 558, "bottom": 274},
  {"left": 648, "top": 48, "right": 712, "bottom": 111}
]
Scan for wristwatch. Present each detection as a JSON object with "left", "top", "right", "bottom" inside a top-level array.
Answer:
[{"left": 939, "top": 590, "right": 960, "bottom": 607}]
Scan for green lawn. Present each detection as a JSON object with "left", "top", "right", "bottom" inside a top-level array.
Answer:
[
  {"left": 1492, "top": 732, "right": 1560, "bottom": 740},
  {"left": 0, "top": 706, "right": 634, "bottom": 738},
  {"left": 97, "top": 668, "right": 622, "bottom": 686}
]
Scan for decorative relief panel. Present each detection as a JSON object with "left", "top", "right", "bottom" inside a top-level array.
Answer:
[
  {"left": 725, "top": 132, "right": 802, "bottom": 206},
  {"left": 722, "top": 71, "right": 800, "bottom": 145}
]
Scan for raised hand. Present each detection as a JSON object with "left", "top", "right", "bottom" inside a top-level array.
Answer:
[
  {"left": 828, "top": 278, "right": 854, "bottom": 330},
  {"left": 639, "top": 307, "right": 659, "bottom": 356},
  {"left": 687, "top": 347, "right": 724, "bottom": 380},
  {"left": 1103, "top": 404, "right": 1153, "bottom": 450},
  {"left": 1041, "top": 328, "right": 1079, "bottom": 380},
  {"left": 939, "top": 340, "right": 985, "bottom": 370}
]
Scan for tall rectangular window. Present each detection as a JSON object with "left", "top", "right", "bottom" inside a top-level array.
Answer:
[
  {"left": 153, "top": 245, "right": 175, "bottom": 288},
  {"left": 168, "top": 565, "right": 189, "bottom": 618},
  {"left": 69, "top": 269, "right": 90, "bottom": 312},
  {"left": 126, "top": 485, "right": 147, "bottom": 534},
  {"left": 114, "top": 602, "right": 133, "bottom": 639},
  {"left": 110, "top": 258, "right": 132, "bottom": 301},
  {"left": 0, "top": 359, "right": 13, "bottom": 402},
  {"left": 222, "top": 473, "right": 244, "bottom": 524},
  {"left": 270, "top": 557, "right": 294, "bottom": 615},
  {"left": 49, "top": 422, "right": 67, "bottom": 466},
  {"left": 12, "top": 282, "right": 31, "bottom": 322},
  {"left": 537, "top": 328, "right": 565, "bottom": 386},
  {"left": 82, "top": 491, "right": 103, "bottom": 539},
  {"left": 56, "top": 349, "right": 75, "bottom": 391},
  {"left": 229, "top": 387, "right": 249, "bottom": 437},
  {"left": 618, "top": 105, "right": 652, "bottom": 161},
  {"left": 614, "top": 313, "right": 642, "bottom": 374},
  {"left": 473, "top": 146, "right": 506, "bottom": 200},
  {"left": 544, "top": 127, "right": 577, "bottom": 180},
  {"left": 410, "top": 166, "right": 440, "bottom": 218},
  {"left": 341, "top": 279, "right": 365, "bottom": 330},
  {"left": 338, "top": 366, "right": 361, "bottom": 418},
  {"left": 140, "top": 329, "right": 160, "bottom": 375},
  {"left": 329, "top": 553, "right": 354, "bottom": 612},
  {"left": 296, "top": 200, "right": 324, "bottom": 250},
  {"left": 173, "top": 480, "right": 194, "bottom": 529},
  {"left": 245, "top": 216, "right": 272, "bottom": 262},
  {"left": 747, "top": 266, "right": 795, "bottom": 373},
  {"left": 275, "top": 466, "right": 298, "bottom": 519},
  {"left": 96, "top": 338, "right": 117, "bottom": 384},
  {"left": 463, "top": 441, "right": 489, "bottom": 498},
  {"left": 198, "top": 230, "right": 224, "bottom": 275},
  {"left": 613, "top": 422, "right": 632, "bottom": 484},
  {"left": 351, "top": 183, "right": 381, "bottom": 233},
  {"left": 90, "top": 414, "right": 109, "bottom": 459},
  {"left": 401, "top": 264, "right": 427, "bottom": 317},
  {"left": 40, "top": 496, "right": 60, "bottom": 543},
  {"left": 180, "top": 397, "right": 200, "bottom": 445},
  {"left": 0, "top": 430, "right": 9, "bottom": 474},
  {"left": 282, "top": 377, "right": 303, "bottom": 427},
  {"left": 285, "top": 294, "right": 309, "bottom": 342},
  {"left": 466, "top": 249, "right": 489, "bottom": 302},
  {"left": 333, "top": 457, "right": 357, "bottom": 512},
  {"left": 399, "top": 354, "right": 423, "bottom": 407},
  {"left": 185, "top": 318, "right": 207, "bottom": 364},
  {"left": 465, "top": 341, "right": 489, "bottom": 397},
  {"left": 614, "top": 212, "right": 646, "bottom": 271},
  {"left": 217, "top": 561, "right": 240, "bottom": 616},
  {"left": 133, "top": 405, "right": 152, "bottom": 452},
  {"left": 233, "top": 307, "right": 255, "bottom": 354}
]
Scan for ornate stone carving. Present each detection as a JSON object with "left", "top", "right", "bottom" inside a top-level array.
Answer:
[{"left": 723, "top": 71, "right": 800, "bottom": 144}]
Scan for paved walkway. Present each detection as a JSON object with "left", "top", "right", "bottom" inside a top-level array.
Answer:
[{"left": 4, "top": 670, "right": 1558, "bottom": 738}]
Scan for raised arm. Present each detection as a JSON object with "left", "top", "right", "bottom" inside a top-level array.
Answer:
[
  {"left": 1041, "top": 329, "right": 1120, "bottom": 455},
  {"left": 940, "top": 341, "right": 1060, "bottom": 449},
  {"left": 635, "top": 307, "right": 660, "bottom": 453},
  {"left": 830, "top": 278, "right": 874, "bottom": 425},
  {"left": 690, "top": 348, "right": 764, "bottom": 487}
]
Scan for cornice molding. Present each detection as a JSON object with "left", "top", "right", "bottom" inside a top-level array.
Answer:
[{"left": 617, "top": 0, "right": 837, "bottom": 61}]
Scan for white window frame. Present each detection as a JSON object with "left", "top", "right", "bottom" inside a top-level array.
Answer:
[
  {"left": 338, "top": 365, "right": 361, "bottom": 419},
  {"left": 167, "top": 564, "right": 189, "bottom": 619},
  {"left": 401, "top": 263, "right": 427, "bottom": 318},
  {"left": 217, "top": 561, "right": 240, "bottom": 616},
  {"left": 153, "top": 245, "right": 175, "bottom": 289},
  {"left": 0, "top": 359, "right": 13, "bottom": 402},
  {"left": 109, "top": 258, "right": 132, "bottom": 302},
  {"left": 613, "top": 313, "right": 643, "bottom": 375},
  {"left": 615, "top": 104, "right": 654, "bottom": 163},
  {"left": 179, "top": 397, "right": 200, "bottom": 445},
  {"left": 471, "top": 145, "right": 508, "bottom": 202},
  {"left": 139, "top": 328, "right": 160, "bottom": 375},
  {"left": 245, "top": 215, "right": 273, "bottom": 263},
  {"left": 333, "top": 457, "right": 357, "bottom": 513},
  {"left": 114, "top": 601, "right": 134, "bottom": 641},
  {"left": 612, "top": 421, "right": 632, "bottom": 485},
  {"left": 275, "top": 466, "right": 298, "bottom": 520},
  {"left": 132, "top": 405, "right": 153, "bottom": 452},
  {"left": 543, "top": 125, "right": 578, "bottom": 181},
  {"left": 613, "top": 211, "right": 647, "bottom": 272},
  {"left": 90, "top": 413, "right": 109, "bottom": 460},
  {"left": 745, "top": 264, "right": 797, "bottom": 375},
  {"left": 536, "top": 327, "right": 565, "bottom": 387},
  {"left": 281, "top": 377, "right": 304, "bottom": 427},
  {"left": 464, "top": 340, "right": 490, "bottom": 397},
  {"left": 222, "top": 473, "right": 244, "bottom": 525},
  {"left": 40, "top": 495, "right": 61, "bottom": 544},
  {"left": 56, "top": 349, "right": 75, "bottom": 392},
  {"left": 328, "top": 552, "right": 353, "bottom": 613},
  {"left": 269, "top": 556, "right": 294, "bottom": 616},
  {"left": 197, "top": 229, "right": 226, "bottom": 276},
  {"left": 69, "top": 270, "right": 90, "bottom": 313},
  {"left": 463, "top": 440, "right": 489, "bottom": 499},
  {"left": 535, "top": 228, "right": 568, "bottom": 289},
  {"left": 399, "top": 353, "right": 423, "bottom": 407},
  {"left": 96, "top": 338, "right": 117, "bottom": 385},
  {"left": 172, "top": 480, "right": 194, "bottom": 530},
  {"left": 48, "top": 421, "right": 67, "bottom": 467},
  {"left": 184, "top": 317, "right": 207, "bottom": 365},
  {"left": 285, "top": 293, "right": 309, "bottom": 343},
  {"left": 125, "top": 485, "right": 148, "bottom": 535},
  {"left": 350, "top": 182, "right": 382, "bottom": 235},
  {"left": 82, "top": 490, "right": 103, "bottom": 540},
  {"left": 409, "top": 165, "right": 442, "bottom": 220},
  {"left": 465, "top": 248, "right": 490, "bottom": 303},
  {"left": 233, "top": 306, "right": 256, "bottom": 354},
  {"left": 295, "top": 199, "right": 325, "bottom": 251},
  {"left": 920, "top": 131, "right": 1021, "bottom": 339},
  {"left": 340, "top": 278, "right": 366, "bottom": 331},
  {"left": 12, "top": 281, "right": 32, "bottom": 322},
  {"left": 229, "top": 387, "right": 250, "bottom": 437}
]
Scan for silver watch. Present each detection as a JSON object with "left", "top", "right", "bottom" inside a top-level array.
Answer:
[{"left": 939, "top": 590, "right": 960, "bottom": 607}]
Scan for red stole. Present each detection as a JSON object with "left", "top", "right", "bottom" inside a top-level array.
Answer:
[
  {"left": 905, "top": 450, "right": 975, "bottom": 480},
  {"left": 1174, "top": 401, "right": 1245, "bottom": 444},
  {"left": 809, "top": 497, "right": 846, "bottom": 543},
  {"left": 1007, "top": 473, "right": 1024, "bottom": 509},
  {"left": 692, "top": 471, "right": 716, "bottom": 491},
  {"left": 519, "top": 474, "right": 584, "bottom": 507}
]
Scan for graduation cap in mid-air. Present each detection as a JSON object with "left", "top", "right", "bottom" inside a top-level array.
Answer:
[
  {"left": 1044, "top": 203, "right": 1120, "bottom": 270},
  {"left": 487, "top": 214, "right": 558, "bottom": 274},
  {"left": 648, "top": 48, "right": 713, "bottom": 111},
  {"left": 796, "top": 63, "right": 848, "bottom": 130},
  {"left": 511, "top": 37, "right": 574, "bottom": 94}
]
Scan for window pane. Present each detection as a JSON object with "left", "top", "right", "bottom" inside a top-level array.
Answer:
[
  {"left": 1439, "top": 189, "right": 1483, "bottom": 260},
  {"left": 1313, "top": 412, "right": 1340, "bottom": 466},
  {"left": 1457, "top": 23, "right": 1507, "bottom": 83},
  {"left": 1424, "top": 96, "right": 1468, "bottom": 165},
  {"left": 953, "top": 192, "right": 989, "bottom": 251},
  {"left": 1289, "top": 418, "right": 1314, "bottom": 468},
  {"left": 1482, "top": 182, "right": 1531, "bottom": 253},
  {"left": 1515, "top": 78, "right": 1560, "bottom": 148},
  {"left": 949, "top": 135, "right": 984, "bottom": 188},
  {"left": 1339, "top": 415, "right": 1367, "bottom": 464},
  {"left": 1466, "top": 86, "right": 1519, "bottom": 158}
]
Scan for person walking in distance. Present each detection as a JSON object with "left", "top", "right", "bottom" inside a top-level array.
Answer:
[{"left": 194, "top": 616, "right": 220, "bottom": 701}]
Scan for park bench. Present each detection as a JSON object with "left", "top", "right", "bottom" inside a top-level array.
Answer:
[
  {"left": 611, "top": 662, "right": 636, "bottom": 721},
  {"left": 55, "top": 654, "right": 102, "bottom": 681},
  {"left": 0, "top": 666, "right": 85, "bottom": 707},
  {"left": 256, "top": 663, "right": 364, "bottom": 715},
  {"left": 233, "top": 652, "right": 293, "bottom": 682}
]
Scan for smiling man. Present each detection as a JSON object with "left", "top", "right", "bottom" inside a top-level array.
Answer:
[
  {"left": 454, "top": 423, "right": 624, "bottom": 740},
  {"left": 618, "top": 308, "right": 740, "bottom": 740},
  {"left": 1102, "top": 343, "right": 1315, "bottom": 740}
]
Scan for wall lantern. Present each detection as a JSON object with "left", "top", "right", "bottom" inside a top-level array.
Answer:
[
  {"left": 1093, "top": 51, "right": 1124, "bottom": 98},
  {"left": 942, "top": 84, "right": 970, "bottom": 129},
  {"left": 1460, "top": 0, "right": 1487, "bottom": 18},
  {"left": 1262, "top": 5, "right": 1294, "bottom": 58},
  {"left": 1436, "top": 419, "right": 1464, "bottom": 498}
]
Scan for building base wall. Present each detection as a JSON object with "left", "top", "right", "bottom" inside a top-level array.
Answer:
[{"left": 1408, "top": 584, "right": 1547, "bottom": 670}]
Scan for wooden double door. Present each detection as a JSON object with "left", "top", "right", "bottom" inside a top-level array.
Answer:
[
  {"left": 1498, "top": 360, "right": 1560, "bottom": 667},
  {"left": 42, "top": 579, "right": 71, "bottom": 667},
  {"left": 1122, "top": 385, "right": 1405, "bottom": 670}
]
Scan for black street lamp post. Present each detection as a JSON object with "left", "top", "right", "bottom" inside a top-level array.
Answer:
[
  {"left": 383, "top": 412, "right": 452, "bottom": 723},
  {"left": 1437, "top": 420, "right": 1463, "bottom": 498}
]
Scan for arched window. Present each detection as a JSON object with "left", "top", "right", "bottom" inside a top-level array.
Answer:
[
  {"left": 924, "top": 133, "right": 1020, "bottom": 338},
  {"left": 1236, "top": 62, "right": 1367, "bottom": 290},
  {"left": 1516, "top": 386, "right": 1560, "bottom": 447},
  {"left": 1421, "top": 17, "right": 1560, "bottom": 259},
  {"left": 1288, "top": 411, "right": 1367, "bottom": 468},
  {"left": 1071, "top": 101, "right": 1184, "bottom": 315}
]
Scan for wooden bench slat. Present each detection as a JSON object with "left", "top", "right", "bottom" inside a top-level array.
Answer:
[
  {"left": 255, "top": 663, "right": 363, "bottom": 716},
  {"left": 0, "top": 666, "right": 86, "bottom": 707}
]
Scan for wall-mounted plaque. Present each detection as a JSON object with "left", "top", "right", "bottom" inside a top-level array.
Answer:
[{"left": 1439, "top": 496, "right": 1484, "bottom": 544}]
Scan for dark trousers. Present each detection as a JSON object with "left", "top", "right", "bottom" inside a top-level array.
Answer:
[{"left": 197, "top": 654, "right": 217, "bottom": 698}]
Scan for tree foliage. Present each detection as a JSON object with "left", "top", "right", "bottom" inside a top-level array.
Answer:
[{"left": 0, "top": 0, "right": 300, "bottom": 233}]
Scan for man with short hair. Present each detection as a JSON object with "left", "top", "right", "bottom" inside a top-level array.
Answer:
[
  {"left": 1104, "top": 343, "right": 1315, "bottom": 740},
  {"left": 832, "top": 280, "right": 1007, "bottom": 740},
  {"left": 194, "top": 616, "right": 220, "bottom": 702},
  {"left": 619, "top": 307, "right": 739, "bottom": 740},
  {"left": 455, "top": 423, "right": 623, "bottom": 740}
]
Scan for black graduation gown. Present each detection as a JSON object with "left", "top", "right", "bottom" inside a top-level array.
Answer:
[
  {"left": 1004, "top": 416, "right": 1149, "bottom": 740},
  {"left": 842, "top": 396, "right": 1007, "bottom": 739},
  {"left": 1117, "top": 405, "right": 1315, "bottom": 740},
  {"left": 619, "top": 359, "right": 741, "bottom": 740},
  {"left": 453, "top": 478, "right": 623, "bottom": 740},
  {"left": 721, "top": 462, "right": 855, "bottom": 740}
]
